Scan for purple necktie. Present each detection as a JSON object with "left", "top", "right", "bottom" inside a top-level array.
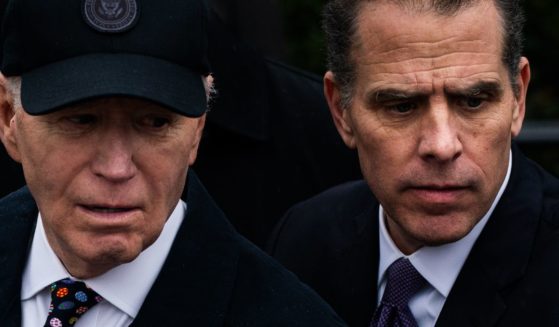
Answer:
[{"left": 370, "top": 258, "right": 427, "bottom": 327}]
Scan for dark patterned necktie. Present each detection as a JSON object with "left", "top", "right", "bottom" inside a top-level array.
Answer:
[
  {"left": 370, "top": 258, "right": 427, "bottom": 327},
  {"left": 43, "top": 278, "right": 104, "bottom": 327}
]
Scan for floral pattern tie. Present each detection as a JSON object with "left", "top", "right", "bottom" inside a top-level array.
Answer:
[{"left": 43, "top": 278, "right": 104, "bottom": 327}]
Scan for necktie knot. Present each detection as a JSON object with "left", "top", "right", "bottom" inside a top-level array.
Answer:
[
  {"left": 370, "top": 258, "right": 427, "bottom": 327},
  {"left": 382, "top": 257, "right": 427, "bottom": 307},
  {"left": 44, "top": 278, "right": 104, "bottom": 327}
]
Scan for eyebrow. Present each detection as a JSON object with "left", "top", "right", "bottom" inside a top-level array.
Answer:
[
  {"left": 368, "top": 89, "right": 427, "bottom": 104},
  {"left": 444, "top": 81, "right": 504, "bottom": 98},
  {"left": 367, "top": 80, "right": 505, "bottom": 104}
]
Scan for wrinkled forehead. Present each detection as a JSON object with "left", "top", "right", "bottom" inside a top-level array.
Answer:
[
  {"left": 352, "top": 0, "right": 503, "bottom": 58},
  {"left": 348, "top": 0, "right": 510, "bottom": 98},
  {"left": 356, "top": 0, "right": 480, "bottom": 13}
]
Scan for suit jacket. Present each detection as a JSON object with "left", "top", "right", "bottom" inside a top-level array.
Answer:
[
  {"left": 268, "top": 146, "right": 559, "bottom": 327},
  {"left": 0, "top": 172, "right": 346, "bottom": 326}
]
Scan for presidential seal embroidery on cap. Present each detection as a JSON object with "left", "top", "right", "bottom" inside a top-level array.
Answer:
[{"left": 83, "top": 0, "right": 139, "bottom": 33}]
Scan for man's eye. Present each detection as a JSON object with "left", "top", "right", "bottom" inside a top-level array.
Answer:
[
  {"left": 458, "top": 96, "right": 485, "bottom": 110},
  {"left": 387, "top": 102, "right": 417, "bottom": 114},
  {"left": 152, "top": 117, "right": 169, "bottom": 128},
  {"left": 466, "top": 97, "right": 483, "bottom": 108},
  {"left": 142, "top": 116, "right": 171, "bottom": 129},
  {"left": 67, "top": 115, "right": 96, "bottom": 125}
]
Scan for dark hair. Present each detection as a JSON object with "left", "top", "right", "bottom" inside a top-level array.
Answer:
[{"left": 323, "top": 0, "right": 525, "bottom": 108}]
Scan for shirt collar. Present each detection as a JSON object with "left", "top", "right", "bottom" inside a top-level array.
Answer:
[
  {"left": 378, "top": 151, "right": 513, "bottom": 298},
  {"left": 21, "top": 200, "right": 186, "bottom": 318}
]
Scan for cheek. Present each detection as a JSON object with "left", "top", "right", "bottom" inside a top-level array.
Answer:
[
  {"left": 138, "top": 132, "right": 196, "bottom": 203},
  {"left": 466, "top": 124, "right": 511, "bottom": 191},
  {"left": 351, "top": 114, "right": 383, "bottom": 164},
  {"left": 139, "top": 150, "right": 187, "bottom": 196},
  {"left": 352, "top": 120, "right": 413, "bottom": 189},
  {"left": 17, "top": 131, "right": 87, "bottom": 203},
  {"left": 464, "top": 112, "right": 512, "bottom": 163}
]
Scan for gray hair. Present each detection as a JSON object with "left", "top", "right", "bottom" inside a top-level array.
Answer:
[
  {"left": 323, "top": 0, "right": 525, "bottom": 109},
  {"left": 5, "top": 76, "right": 22, "bottom": 112}
]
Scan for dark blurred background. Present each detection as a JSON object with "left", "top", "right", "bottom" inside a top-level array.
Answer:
[{"left": 224, "top": 0, "right": 559, "bottom": 176}]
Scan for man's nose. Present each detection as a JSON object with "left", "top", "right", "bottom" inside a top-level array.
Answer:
[
  {"left": 417, "top": 103, "right": 463, "bottom": 163},
  {"left": 90, "top": 128, "right": 137, "bottom": 183}
]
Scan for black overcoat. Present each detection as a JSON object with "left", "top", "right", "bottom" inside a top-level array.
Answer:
[
  {"left": 269, "top": 146, "right": 559, "bottom": 326},
  {"left": 0, "top": 172, "right": 346, "bottom": 326}
]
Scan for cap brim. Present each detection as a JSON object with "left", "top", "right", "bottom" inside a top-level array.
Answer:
[{"left": 21, "top": 53, "right": 207, "bottom": 117}]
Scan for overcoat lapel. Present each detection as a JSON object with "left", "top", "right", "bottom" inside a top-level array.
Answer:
[
  {"left": 436, "top": 149, "right": 542, "bottom": 326},
  {"left": 0, "top": 188, "right": 38, "bottom": 327},
  {"left": 345, "top": 203, "right": 379, "bottom": 327},
  {"left": 132, "top": 172, "right": 240, "bottom": 326},
  {"left": 329, "top": 191, "right": 379, "bottom": 327}
]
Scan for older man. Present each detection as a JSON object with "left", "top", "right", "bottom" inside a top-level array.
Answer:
[
  {"left": 269, "top": 0, "right": 559, "bottom": 326},
  {"left": 0, "top": 0, "right": 346, "bottom": 326}
]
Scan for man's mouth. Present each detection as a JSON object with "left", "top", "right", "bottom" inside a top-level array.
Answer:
[
  {"left": 76, "top": 203, "right": 143, "bottom": 229},
  {"left": 407, "top": 185, "right": 470, "bottom": 203},
  {"left": 79, "top": 203, "right": 141, "bottom": 216},
  {"left": 417, "top": 185, "right": 468, "bottom": 191},
  {"left": 85, "top": 206, "right": 134, "bottom": 213}
]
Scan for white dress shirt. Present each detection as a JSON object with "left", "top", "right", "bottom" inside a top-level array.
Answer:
[
  {"left": 21, "top": 200, "right": 186, "bottom": 327},
  {"left": 377, "top": 153, "right": 512, "bottom": 327}
]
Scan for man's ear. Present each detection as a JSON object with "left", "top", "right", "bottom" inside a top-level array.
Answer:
[
  {"left": 324, "top": 71, "right": 356, "bottom": 149},
  {"left": 511, "top": 57, "right": 530, "bottom": 138},
  {"left": 0, "top": 76, "right": 22, "bottom": 163},
  {"left": 187, "top": 114, "right": 206, "bottom": 166},
  {"left": 187, "top": 74, "right": 212, "bottom": 165}
]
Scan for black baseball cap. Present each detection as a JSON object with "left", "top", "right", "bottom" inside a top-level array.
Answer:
[{"left": 0, "top": 0, "right": 211, "bottom": 117}]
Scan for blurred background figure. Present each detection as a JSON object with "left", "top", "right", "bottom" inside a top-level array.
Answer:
[{"left": 194, "top": 0, "right": 360, "bottom": 248}]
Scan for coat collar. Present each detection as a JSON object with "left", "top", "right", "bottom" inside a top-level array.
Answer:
[
  {"left": 344, "top": 202, "right": 379, "bottom": 327},
  {"left": 332, "top": 145, "right": 545, "bottom": 327},
  {"left": 435, "top": 145, "right": 543, "bottom": 326},
  {"left": 329, "top": 182, "right": 379, "bottom": 327},
  {"left": 0, "top": 172, "right": 241, "bottom": 326},
  {"left": 0, "top": 187, "right": 38, "bottom": 327},
  {"left": 132, "top": 171, "right": 241, "bottom": 326}
]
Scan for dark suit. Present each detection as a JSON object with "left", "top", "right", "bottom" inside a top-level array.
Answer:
[
  {"left": 0, "top": 172, "right": 346, "bottom": 326},
  {"left": 268, "top": 146, "right": 559, "bottom": 326}
]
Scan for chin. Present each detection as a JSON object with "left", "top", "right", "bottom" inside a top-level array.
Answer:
[
  {"left": 421, "top": 236, "right": 466, "bottom": 247},
  {"left": 88, "top": 239, "right": 142, "bottom": 266},
  {"left": 414, "top": 226, "right": 474, "bottom": 247}
]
